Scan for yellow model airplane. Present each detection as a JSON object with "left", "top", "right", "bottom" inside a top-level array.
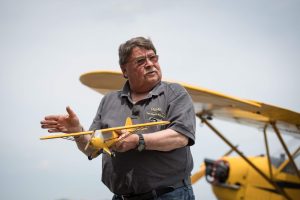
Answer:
[
  {"left": 80, "top": 70, "right": 300, "bottom": 200},
  {"left": 40, "top": 117, "right": 169, "bottom": 157}
]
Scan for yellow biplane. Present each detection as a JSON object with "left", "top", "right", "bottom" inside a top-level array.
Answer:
[
  {"left": 79, "top": 70, "right": 300, "bottom": 200},
  {"left": 40, "top": 117, "right": 170, "bottom": 157}
]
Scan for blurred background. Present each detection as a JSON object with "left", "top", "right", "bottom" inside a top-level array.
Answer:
[{"left": 1, "top": 0, "right": 299, "bottom": 199}]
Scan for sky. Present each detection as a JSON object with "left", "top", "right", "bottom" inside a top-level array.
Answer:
[{"left": 1, "top": 0, "right": 300, "bottom": 199}]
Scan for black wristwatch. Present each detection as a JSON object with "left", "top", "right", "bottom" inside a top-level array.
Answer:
[{"left": 136, "top": 133, "right": 146, "bottom": 152}]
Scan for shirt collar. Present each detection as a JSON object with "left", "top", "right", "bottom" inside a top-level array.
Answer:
[
  {"left": 120, "top": 81, "right": 131, "bottom": 97},
  {"left": 120, "top": 81, "right": 164, "bottom": 99}
]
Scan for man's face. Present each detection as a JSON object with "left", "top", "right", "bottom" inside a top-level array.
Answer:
[{"left": 122, "top": 47, "right": 162, "bottom": 93}]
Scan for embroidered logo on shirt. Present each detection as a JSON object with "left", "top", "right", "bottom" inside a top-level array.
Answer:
[{"left": 146, "top": 107, "right": 166, "bottom": 122}]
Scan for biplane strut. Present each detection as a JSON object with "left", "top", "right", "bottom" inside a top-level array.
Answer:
[{"left": 199, "top": 114, "right": 295, "bottom": 200}]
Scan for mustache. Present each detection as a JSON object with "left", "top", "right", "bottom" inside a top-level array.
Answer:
[{"left": 144, "top": 68, "right": 157, "bottom": 74}]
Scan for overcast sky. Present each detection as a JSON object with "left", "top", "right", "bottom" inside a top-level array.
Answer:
[{"left": 1, "top": 0, "right": 300, "bottom": 200}]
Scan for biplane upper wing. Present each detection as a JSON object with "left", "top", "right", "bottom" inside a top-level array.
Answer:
[
  {"left": 179, "top": 82, "right": 300, "bottom": 137},
  {"left": 80, "top": 71, "right": 300, "bottom": 137},
  {"left": 80, "top": 71, "right": 126, "bottom": 94}
]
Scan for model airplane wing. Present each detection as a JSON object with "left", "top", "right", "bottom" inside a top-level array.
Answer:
[
  {"left": 80, "top": 70, "right": 300, "bottom": 137},
  {"left": 40, "top": 120, "right": 170, "bottom": 140}
]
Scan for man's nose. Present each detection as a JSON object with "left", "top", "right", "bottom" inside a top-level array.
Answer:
[{"left": 144, "top": 57, "right": 154, "bottom": 67}]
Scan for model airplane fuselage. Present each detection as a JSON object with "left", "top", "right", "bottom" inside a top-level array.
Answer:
[{"left": 40, "top": 118, "right": 170, "bottom": 157}]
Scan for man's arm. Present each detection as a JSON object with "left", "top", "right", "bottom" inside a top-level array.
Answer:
[
  {"left": 74, "top": 134, "right": 95, "bottom": 156},
  {"left": 113, "top": 129, "right": 188, "bottom": 152},
  {"left": 143, "top": 129, "right": 188, "bottom": 151}
]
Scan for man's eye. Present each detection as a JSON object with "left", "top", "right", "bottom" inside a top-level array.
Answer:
[
  {"left": 149, "top": 55, "right": 157, "bottom": 62},
  {"left": 136, "top": 58, "right": 146, "bottom": 66}
]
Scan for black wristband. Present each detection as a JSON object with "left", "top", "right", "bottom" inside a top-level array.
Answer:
[{"left": 136, "top": 133, "right": 146, "bottom": 152}]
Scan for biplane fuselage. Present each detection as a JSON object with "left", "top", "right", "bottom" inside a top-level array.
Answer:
[{"left": 208, "top": 155, "right": 300, "bottom": 200}]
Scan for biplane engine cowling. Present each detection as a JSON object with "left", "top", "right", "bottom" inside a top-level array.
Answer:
[{"left": 204, "top": 158, "right": 230, "bottom": 184}]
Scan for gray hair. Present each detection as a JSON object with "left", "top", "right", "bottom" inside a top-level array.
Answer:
[{"left": 118, "top": 37, "right": 157, "bottom": 66}]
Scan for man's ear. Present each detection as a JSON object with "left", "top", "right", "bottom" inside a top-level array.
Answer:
[{"left": 121, "top": 65, "right": 128, "bottom": 79}]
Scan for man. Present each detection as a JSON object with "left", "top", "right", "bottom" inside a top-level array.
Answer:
[{"left": 41, "top": 37, "right": 196, "bottom": 200}]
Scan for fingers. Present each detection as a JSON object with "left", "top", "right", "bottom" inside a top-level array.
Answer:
[
  {"left": 114, "top": 133, "right": 138, "bottom": 152},
  {"left": 44, "top": 115, "right": 60, "bottom": 121},
  {"left": 41, "top": 119, "right": 67, "bottom": 132},
  {"left": 115, "top": 130, "right": 122, "bottom": 135},
  {"left": 40, "top": 118, "right": 60, "bottom": 129},
  {"left": 41, "top": 124, "right": 58, "bottom": 129},
  {"left": 117, "top": 132, "right": 130, "bottom": 141},
  {"left": 47, "top": 128, "right": 67, "bottom": 133},
  {"left": 48, "top": 128, "right": 60, "bottom": 133},
  {"left": 115, "top": 129, "right": 129, "bottom": 136},
  {"left": 41, "top": 107, "right": 78, "bottom": 133},
  {"left": 40, "top": 119, "right": 58, "bottom": 130},
  {"left": 44, "top": 106, "right": 74, "bottom": 120},
  {"left": 42, "top": 126, "right": 68, "bottom": 133},
  {"left": 40, "top": 120, "right": 58, "bottom": 125},
  {"left": 66, "top": 106, "right": 77, "bottom": 118},
  {"left": 42, "top": 107, "right": 74, "bottom": 123},
  {"left": 113, "top": 133, "right": 127, "bottom": 151}
]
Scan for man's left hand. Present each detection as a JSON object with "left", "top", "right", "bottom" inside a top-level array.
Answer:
[{"left": 112, "top": 130, "right": 139, "bottom": 152}]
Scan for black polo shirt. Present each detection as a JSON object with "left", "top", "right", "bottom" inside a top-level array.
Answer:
[{"left": 89, "top": 81, "right": 196, "bottom": 195}]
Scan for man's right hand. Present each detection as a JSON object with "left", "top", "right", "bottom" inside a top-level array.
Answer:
[{"left": 40, "top": 106, "right": 82, "bottom": 133}]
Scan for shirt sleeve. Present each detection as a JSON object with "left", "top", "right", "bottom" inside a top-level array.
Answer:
[
  {"left": 89, "top": 96, "right": 105, "bottom": 131},
  {"left": 166, "top": 83, "right": 196, "bottom": 146}
]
